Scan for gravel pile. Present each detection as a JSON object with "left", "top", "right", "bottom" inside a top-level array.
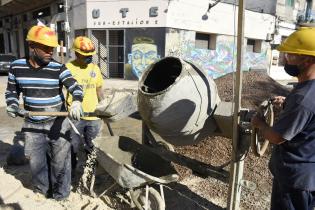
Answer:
[{"left": 175, "top": 71, "right": 291, "bottom": 209}]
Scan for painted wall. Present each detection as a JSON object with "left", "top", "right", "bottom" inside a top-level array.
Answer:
[
  {"left": 124, "top": 28, "right": 165, "bottom": 80},
  {"left": 165, "top": 29, "right": 270, "bottom": 79},
  {"left": 85, "top": 0, "right": 275, "bottom": 40}
]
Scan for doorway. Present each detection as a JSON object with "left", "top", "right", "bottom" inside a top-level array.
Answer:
[{"left": 91, "top": 29, "right": 124, "bottom": 78}]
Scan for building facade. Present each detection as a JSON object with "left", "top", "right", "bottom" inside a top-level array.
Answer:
[{"left": 0, "top": 0, "right": 313, "bottom": 80}]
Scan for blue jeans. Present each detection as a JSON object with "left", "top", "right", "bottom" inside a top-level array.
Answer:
[
  {"left": 23, "top": 117, "right": 71, "bottom": 200},
  {"left": 271, "top": 179, "right": 315, "bottom": 210},
  {"left": 70, "top": 119, "right": 102, "bottom": 154}
]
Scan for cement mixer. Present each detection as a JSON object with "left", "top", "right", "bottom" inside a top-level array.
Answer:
[
  {"left": 138, "top": 57, "right": 236, "bottom": 146},
  {"left": 138, "top": 56, "right": 273, "bottom": 156}
]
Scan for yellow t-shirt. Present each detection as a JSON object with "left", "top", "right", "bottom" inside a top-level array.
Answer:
[{"left": 66, "top": 61, "right": 103, "bottom": 120}]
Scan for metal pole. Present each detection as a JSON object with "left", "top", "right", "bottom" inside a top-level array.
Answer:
[
  {"left": 60, "top": 40, "right": 64, "bottom": 64},
  {"left": 64, "top": 0, "right": 70, "bottom": 61},
  {"left": 227, "top": 0, "right": 245, "bottom": 209}
]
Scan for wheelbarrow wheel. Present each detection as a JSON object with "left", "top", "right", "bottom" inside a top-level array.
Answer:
[{"left": 130, "top": 187, "right": 165, "bottom": 210}]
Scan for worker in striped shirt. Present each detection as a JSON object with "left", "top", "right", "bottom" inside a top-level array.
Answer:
[{"left": 5, "top": 25, "right": 83, "bottom": 200}]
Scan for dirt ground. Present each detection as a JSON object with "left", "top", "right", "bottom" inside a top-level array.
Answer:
[{"left": 0, "top": 71, "right": 291, "bottom": 210}]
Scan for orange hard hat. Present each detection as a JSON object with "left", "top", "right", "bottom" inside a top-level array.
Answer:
[
  {"left": 26, "top": 25, "right": 58, "bottom": 47},
  {"left": 72, "top": 36, "right": 96, "bottom": 56}
]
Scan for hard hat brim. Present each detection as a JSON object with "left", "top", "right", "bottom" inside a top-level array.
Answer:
[
  {"left": 26, "top": 38, "right": 59, "bottom": 48},
  {"left": 74, "top": 49, "right": 96, "bottom": 56},
  {"left": 277, "top": 44, "right": 315, "bottom": 57}
]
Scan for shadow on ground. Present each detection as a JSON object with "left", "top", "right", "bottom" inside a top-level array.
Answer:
[
  {"left": 0, "top": 196, "right": 23, "bottom": 210},
  {"left": 0, "top": 134, "right": 31, "bottom": 190},
  {"left": 163, "top": 182, "right": 224, "bottom": 210}
]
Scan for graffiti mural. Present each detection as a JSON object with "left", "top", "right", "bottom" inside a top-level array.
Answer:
[
  {"left": 183, "top": 40, "right": 236, "bottom": 79},
  {"left": 124, "top": 28, "right": 269, "bottom": 80},
  {"left": 124, "top": 28, "right": 165, "bottom": 80},
  {"left": 128, "top": 37, "right": 160, "bottom": 79},
  {"left": 165, "top": 29, "right": 270, "bottom": 79}
]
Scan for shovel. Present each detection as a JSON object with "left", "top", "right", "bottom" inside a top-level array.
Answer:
[
  {"left": 17, "top": 109, "right": 94, "bottom": 118},
  {"left": 17, "top": 109, "right": 115, "bottom": 136}
]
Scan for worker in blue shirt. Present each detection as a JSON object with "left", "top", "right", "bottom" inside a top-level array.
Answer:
[
  {"left": 5, "top": 25, "right": 83, "bottom": 200},
  {"left": 252, "top": 27, "right": 315, "bottom": 210}
]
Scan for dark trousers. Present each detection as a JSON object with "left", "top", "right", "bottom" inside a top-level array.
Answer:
[
  {"left": 271, "top": 179, "right": 315, "bottom": 210},
  {"left": 23, "top": 117, "right": 71, "bottom": 200},
  {"left": 70, "top": 119, "right": 101, "bottom": 171},
  {"left": 70, "top": 119, "right": 102, "bottom": 153}
]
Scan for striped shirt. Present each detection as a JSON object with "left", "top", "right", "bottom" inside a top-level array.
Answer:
[{"left": 5, "top": 58, "right": 83, "bottom": 123}]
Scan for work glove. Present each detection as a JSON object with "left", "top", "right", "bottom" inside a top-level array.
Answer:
[
  {"left": 69, "top": 101, "right": 83, "bottom": 121},
  {"left": 6, "top": 105, "right": 19, "bottom": 118}
]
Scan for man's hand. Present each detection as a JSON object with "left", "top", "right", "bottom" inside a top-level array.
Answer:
[
  {"left": 251, "top": 112, "right": 285, "bottom": 145},
  {"left": 271, "top": 96, "right": 286, "bottom": 109},
  {"left": 251, "top": 113, "right": 267, "bottom": 129},
  {"left": 6, "top": 105, "right": 18, "bottom": 118},
  {"left": 69, "top": 101, "right": 83, "bottom": 121}
]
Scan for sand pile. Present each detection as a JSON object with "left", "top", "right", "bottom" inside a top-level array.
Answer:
[{"left": 175, "top": 71, "right": 291, "bottom": 209}]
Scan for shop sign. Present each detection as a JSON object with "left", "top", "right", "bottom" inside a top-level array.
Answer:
[{"left": 91, "top": 6, "right": 161, "bottom": 27}]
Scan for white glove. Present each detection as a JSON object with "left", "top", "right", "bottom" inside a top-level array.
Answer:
[{"left": 69, "top": 101, "right": 83, "bottom": 121}]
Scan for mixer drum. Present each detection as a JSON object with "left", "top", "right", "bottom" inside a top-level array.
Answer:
[{"left": 138, "top": 57, "right": 220, "bottom": 145}]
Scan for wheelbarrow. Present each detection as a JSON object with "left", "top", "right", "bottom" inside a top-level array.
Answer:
[{"left": 92, "top": 135, "right": 179, "bottom": 210}]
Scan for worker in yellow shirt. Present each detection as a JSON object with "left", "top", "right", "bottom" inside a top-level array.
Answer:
[{"left": 66, "top": 36, "right": 104, "bottom": 172}]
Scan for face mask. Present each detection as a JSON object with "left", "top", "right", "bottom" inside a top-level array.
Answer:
[
  {"left": 84, "top": 56, "right": 93, "bottom": 64},
  {"left": 32, "top": 49, "right": 51, "bottom": 66},
  {"left": 284, "top": 64, "right": 300, "bottom": 77}
]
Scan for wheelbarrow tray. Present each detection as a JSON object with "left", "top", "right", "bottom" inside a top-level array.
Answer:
[{"left": 94, "top": 136, "right": 178, "bottom": 189}]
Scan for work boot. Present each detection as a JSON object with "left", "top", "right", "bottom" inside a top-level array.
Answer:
[{"left": 33, "top": 191, "right": 46, "bottom": 202}]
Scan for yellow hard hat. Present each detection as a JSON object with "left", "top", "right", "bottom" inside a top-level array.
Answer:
[
  {"left": 26, "top": 25, "right": 58, "bottom": 47},
  {"left": 277, "top": 27, "right": 315, "bottom": 57},
  {"left": 72, "top": 36, "right": 96, "bottom": 56}
]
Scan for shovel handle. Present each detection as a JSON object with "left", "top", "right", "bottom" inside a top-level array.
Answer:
[
  {"left": 17, "top": 109, "right": 108, "bottom": 119},
  {"left": 29, "top": 111, "right": 69, "bottom": 116}
]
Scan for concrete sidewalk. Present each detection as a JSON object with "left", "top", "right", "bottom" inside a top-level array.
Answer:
[{"left": 103, "top": 79, "right": 138, "bottom": 90}]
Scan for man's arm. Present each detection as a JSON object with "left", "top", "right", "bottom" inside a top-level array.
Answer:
[
  {"left": 59, "top": 65, "right": 83, "bottom": 102},
  {"left": 252, "top": 115, "right": 286, "bottom": 144},
  {"left": 95, "top": 65, "right": 105, "bottom": 102},
  {"left": 5, "top": 66, "right": 21, "bottom": 118},
  {"left": 5, "top": 68, "right": 20, "bottom": 108},
  {"left": 96, "top": 87, "right": 105, "bottom": 102},
  {"left": 60, "top": 65, "right": 84, "bottom": 120}
]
